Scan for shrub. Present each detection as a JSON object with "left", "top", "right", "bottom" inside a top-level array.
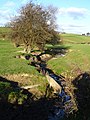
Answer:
[
  {"left": 8, "top": 90, "right": 28, "bottom": 104},
  {"left": 0, "top": 81, "right": 28, "bottom": 105}
]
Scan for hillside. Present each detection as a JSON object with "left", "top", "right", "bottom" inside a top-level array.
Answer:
[
  {"left": 0, "top": 27, "right": 11, "bottom": 33},
  {"left": 0, "top": 27, "right": 11, "bottom": 39},
  {"left": 61, "top": 33, "right": 90, "bottom": 44},
  {"left": 0, "top": 29, "right": 90, "bottom": 120},
  {"left": 48, "top": 33, "right": 90, "bottom": 77}
]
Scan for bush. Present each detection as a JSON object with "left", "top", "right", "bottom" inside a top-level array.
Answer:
[
  {"left": 8, "top": 90, "right": 28, "bottom": 104},
  {"left": 0, "top": 81, "right": 28, "bottom": 105},
  {"left": 0, "top": 82, "right": 13, "bottom": 100}
]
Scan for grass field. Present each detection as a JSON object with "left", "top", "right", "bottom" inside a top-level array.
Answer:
[
  {"left": 47, "top": 34, "right": 90, "bottom": 77},
  {"left": 0, "top": 35, "right": 48, "bottom": 95},
  {"left": 0, "top": 28, "right": 90, "bottom": 119},
  {"left": 0, "top": 31, "right": 90, "bottom": 77},
  {"left": 0, "top": 27, "right": 11, "bottom": 38},
  {"left": 61, "top": 33, "right": 90, "bottom": 44},
  {"left": 0, "top": 27, "right": 11, "bottom": 33},
  {"left": 0, "top": 39, "right": 39, "bottom": 75}
]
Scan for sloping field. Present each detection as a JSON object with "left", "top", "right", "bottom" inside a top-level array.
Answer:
[
  {"left": 0, "top": 39, "right": 47, "bottom": 96},
  {"left": 0, "top": 39, "right": 38, "bottom": 75},
  {"left": 48, "top": 34, "right": 90, "bottom": 77},
  {"left": 61, "top": 33, "right": 90, "bottom": 44},
  {"left": 0, "top": 27, "right": 11, "bottom": 33},
  {"left": 0, "top": 29, "right": 90, "bottom": 119},
  {"left": 1, "top": 32, "right": 90, "bottom": 77},
  {"left": 0, "top": 27, "right": 11, "bottom": 39}
]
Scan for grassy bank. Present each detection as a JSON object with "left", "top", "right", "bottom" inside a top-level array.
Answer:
[
  {"left": 61, "top": 33, "right": 90, "bottom": 44},
  {"left": 47, "top": 34, "right": 90, "bottom": 77},
  {"left": 0, "top": 29, "right": 90, "bottom": 119},
  {"left": 0, "top": 38, "right": 48, "bottom": 96},
  {"left": 0, "top": 39, "right": 39, "bottom": 75},
  {"left": 1, "top": 32, "right": 90, "bottom": 77}
]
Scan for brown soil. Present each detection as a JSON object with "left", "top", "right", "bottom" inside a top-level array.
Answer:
[
  {"left": 2, "top": 74, "right": 43, "bottom": 97},
  {"left": 3, "top": 74, "right": 34, "bottom": 86}
]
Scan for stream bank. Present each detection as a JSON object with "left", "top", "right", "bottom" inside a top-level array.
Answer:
[{"left": 28, "top": 53, "right": 77, "bottom": 120}]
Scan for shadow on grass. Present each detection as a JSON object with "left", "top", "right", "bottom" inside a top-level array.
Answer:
[
  {"left": 73, "top": 72, "right": 90, "bottom": 120},
  {"left": 44, "top": 45, "right": 70, "bottom": 56},
  {"left": 67, "top": 72, "right": 90, "bottom": 120},
  {"left": 31, "top": 45, "right": 70, "bottom": 58},
  {"left": 0, "top": 76, "right": 18, "bottom": 87},
  {"left": 0, "top": 76, "right": 58, "bottom": 120},
  {"left": 2, "top": 72, "right": 90, "bottom": 120}
]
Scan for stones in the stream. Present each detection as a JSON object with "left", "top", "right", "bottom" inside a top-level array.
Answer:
[
  {"left": 45, "top": 73, "right": 76, "bottom": 119},
  {"left": 27, "top": 56, "right": 76, "bottom": 120},
  {"left": 46, "top": 74, "right": 62, "bottom": 93},
  {"left": 64, "top": 100, "right": 74, "bottom": 114},
  {"left": 40, "top": 54, "right": 52, "bottom": 61},
  {"left": 25, "top": 55, "right": 31, "bottom": 60},
  {"left": 14, "top": 55, "right": 31, "bottom": 60}
]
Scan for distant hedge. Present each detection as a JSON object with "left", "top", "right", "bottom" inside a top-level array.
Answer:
[{"left": 0, "top": 27, "right": 11, "bottom": 39}]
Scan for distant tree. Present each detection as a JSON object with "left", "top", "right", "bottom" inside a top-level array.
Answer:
[
  {"left": 10, "top": 2, "right": 60, "bottom": 53},
  {"left": 86, "top": 32, "right": 90, "bottom": 36},
  {"left": 82, "top": 34, "right": 85, "bottom": 36}
]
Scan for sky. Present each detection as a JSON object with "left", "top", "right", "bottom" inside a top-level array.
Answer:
[{"left": 0, "top": 0, "right": 90, "bottom": 34}]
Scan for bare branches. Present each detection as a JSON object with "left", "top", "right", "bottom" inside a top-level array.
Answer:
[{"left": 10, "top": 2, "right": 60, "bottom": 53}]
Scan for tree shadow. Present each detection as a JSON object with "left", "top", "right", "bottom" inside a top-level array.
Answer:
[
  {"left": 0, "top": 76, "right": 18, "bottom": 87},
  {"left": 30, "top": 45, "right": 70, "bottom": 56},
  {"left": 44, "top": 45, "right": 70, "bottom": 56},
  {"left": 0, "top": 76, "right": 59, "bottom": 120},
  {"left": 69, "top": 72, "right": 90, "bottom": 120},
  {"left": 16, "top": 45, "right": 70, "bottom": 62},
  {"left": 30, "top": 45, "right": 70, "bottom": 62}
]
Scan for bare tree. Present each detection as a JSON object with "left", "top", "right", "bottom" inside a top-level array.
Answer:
[{"left": 10, "top": 2, "right": 60, "bottom": 53}]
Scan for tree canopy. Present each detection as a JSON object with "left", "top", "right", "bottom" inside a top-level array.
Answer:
[{"left": 10, "top": 2, "right": 60, "bottom": 53}]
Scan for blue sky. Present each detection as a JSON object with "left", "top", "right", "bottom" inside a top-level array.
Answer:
[{"left": 0, "top": 0, "right": 90, "bottom": 34}]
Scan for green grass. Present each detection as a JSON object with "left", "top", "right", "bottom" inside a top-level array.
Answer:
[
  {"left": 1, "top": 31, "right": 90, "bottom": 78},
  {"left": 61, "top": 33, "right": 90, "bottom": 44},
  {"left": 47, "top": 34, "right": 90, "bottom": 77},
  {"left": 0, "top": 27, "right": 11, "bottom": 33},
  {"left": 0, "top": 38, "right": 48, "bottom": 94},
  {"left": 0, "top": 39, "right": 38, "bottom": 75},
  {"left": 0, "top": 28, "right": 90, "bottom": 119},
  {"left": 0, "top": 27, "right": 11, "bottom": 39}
]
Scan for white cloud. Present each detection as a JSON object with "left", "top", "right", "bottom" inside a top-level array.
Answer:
[
  {"left": 59, "top": 7, "right": 89, "bottom": 19},
  {"left": 20, "top": 0, "right": 29, "bottom": 4},
  {"left": 60, "top": 24, "right": 85, "bottom": 34},
  {"left": 0, "top": 9, "right": 11, "bottom": 19},
  {"left": 59, "top": 23, "right": 87, "bottom": 34},
  {"left": 0, "top": 1, "right": 19, "bottom": 26},
  {"left": 0, "top": 19, "right": 8, "bottom": 26},
  {"left": 4, "top": 1, "right": 15, "bottom": 7},
  {"left": 68, "top": 24, "right": 84, "bottom": 28},
  {"left": 0, "top": 9, "right": 11, "bottom": 26}
]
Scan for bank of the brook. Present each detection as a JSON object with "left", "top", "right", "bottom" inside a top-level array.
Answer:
[{"left": 28, "top": 54, "right": 77, "bottom": 120}]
